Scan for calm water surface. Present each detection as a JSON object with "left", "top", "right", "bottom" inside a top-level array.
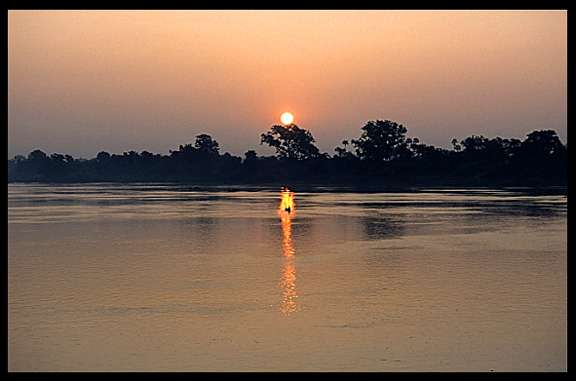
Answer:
[{"left": 8, "top": 183, "right": 567, "bottom": 371}]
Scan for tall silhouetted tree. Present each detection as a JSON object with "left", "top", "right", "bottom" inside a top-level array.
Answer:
[
  {"left": 520, "top": 130, "right": 565, "bottom": 157},
  {"left": 516, "top": 129, "right": 567, "bottom": 178},
  {"left": 260, "top": 124, "right": 320, "bottom": 160},
  {"left": 351, "top": 120, "right": 408, "bottom": 161},
  {"left": 195, "top": 134, "right": 220, "bottom": 155}
]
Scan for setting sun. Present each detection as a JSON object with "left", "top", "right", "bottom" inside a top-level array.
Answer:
[{"left": 280, "top": 112, "right": 294, "bottom": 125}]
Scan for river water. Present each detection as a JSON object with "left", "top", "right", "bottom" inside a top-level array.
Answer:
[{"left": 8, "top": 183, "right": 567, "bottom": 371}]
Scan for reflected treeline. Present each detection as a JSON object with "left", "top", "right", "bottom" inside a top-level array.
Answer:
[{"left": 8, "top": 122, "right": 566, "bottom": 186}]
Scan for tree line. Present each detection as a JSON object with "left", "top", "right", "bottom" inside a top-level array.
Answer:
[{"left": 7, "top": 120, "right": 567, "bottom": 186}]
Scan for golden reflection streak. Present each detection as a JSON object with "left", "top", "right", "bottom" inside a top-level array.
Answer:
[{"left": 278, "top": 188, "right": 299, "bottom": 315}]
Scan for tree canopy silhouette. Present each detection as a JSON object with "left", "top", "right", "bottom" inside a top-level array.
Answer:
[
  {"left": 351, "top": 120, "right": 408, "bottom": 161},
  {"left": 520, "top": 130, "right": 565, "bottom": 156},
  {"left": 195, "top": 133, "right": 220, "bottom": 155},
  {"left": 260, "top": 124, "right": 320, "bottom": 160}
]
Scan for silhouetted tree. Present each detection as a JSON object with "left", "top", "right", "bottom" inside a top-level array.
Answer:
[
  {"left": 460, "top": 135, "right": 489, "bottom": 151},
  {"left": 11, "top": 154, "right": 26, "bottom": 164},
  {"left": 407, "top": 139, "right": 444, "bottom": 160},
  {"left": 24, "top": 149, "right": 50, "bottom": 179},
  {"left": 195, "top": 133, "right": 220, "bottom": 155},
  {"left": 520, "top": 130, "right": 565, "bottom": 157},
  {"left": 244, "top": 150, "right": 258, "bottom": 162},
  {"left": 351, "top": 120, "right": 408, "bottom": 161},
  {"left": 96, "top": 151, "right": 111, "bottom": 162},
  {"left": 27, "top": 149, "right": 48, "bottom": 162},
  {"left": 450, "top": 135, "right": 524, "bottom": 178},
  {"left": 260, "top": 124, "right": 320, "bottom": 160},
  {"left": 334, "top": 139, "right": 356, "bottom": 158},
  {"left": 514, "top": 129, "right": 567, "bottom": 179},
  {"left": 334, "top": 145, "right": 346, "bottom": 157},
  {"left": 451, "top": 138, "right": 462, "bottom": 152}
]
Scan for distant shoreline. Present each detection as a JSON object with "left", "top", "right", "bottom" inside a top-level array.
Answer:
[{"left": 8, "top": 127, "right": 566, "bottom": 188}]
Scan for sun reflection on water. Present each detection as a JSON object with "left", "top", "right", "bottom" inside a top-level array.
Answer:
[{"left": 279, "top": 188, "right": 299, "bottom": 315}]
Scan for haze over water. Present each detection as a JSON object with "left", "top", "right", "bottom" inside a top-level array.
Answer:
[{"left": 8, "top": 184, "right": 566, "bottom": 371}]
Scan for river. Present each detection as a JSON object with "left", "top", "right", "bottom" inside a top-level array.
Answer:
[{"left": 8, "top": 183, "right": 567, "bottom": 371}]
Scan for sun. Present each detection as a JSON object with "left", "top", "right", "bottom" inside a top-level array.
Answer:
[{"left": 281, "top": 112, "right": 294, "bottom": 125}]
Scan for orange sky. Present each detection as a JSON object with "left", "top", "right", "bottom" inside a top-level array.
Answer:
[{"left": 8, "top": 10, "right": 567, "bottom": 158}]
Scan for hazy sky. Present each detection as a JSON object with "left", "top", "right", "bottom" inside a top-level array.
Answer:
[{"left": 8, "top": 10, "right": 567, "bottom": 159}]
